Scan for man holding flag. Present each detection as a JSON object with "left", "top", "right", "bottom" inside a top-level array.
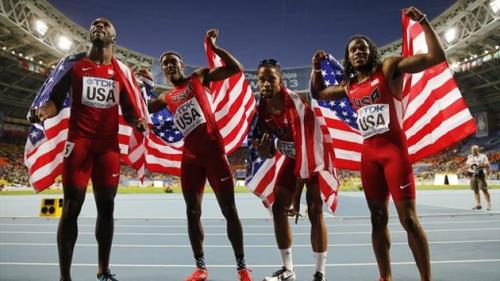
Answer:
[
  {"left": 147, "top": 29, "right": 253, "bottom": 281},
  {"left": 252, "top": 59, "right": 339, "bottom": 281},
  {"left": 311, "top": 6, "right": 475, "bottom": 281},
  {"left": 28, "top": 18, "right": 147, "bottom": 281}
]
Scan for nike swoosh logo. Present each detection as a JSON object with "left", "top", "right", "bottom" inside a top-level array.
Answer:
[
  {"left": 112, "top": 173, "right": 120, "bottom": 177},
  {"left": 82, "top": 67, "right": 93, "bottom": 71},
  {"left": 400, "top": 183, "right": 411, "bottom": 189},
  {"left": 221, "top": 176, "right": 232, "bottom": 182}
]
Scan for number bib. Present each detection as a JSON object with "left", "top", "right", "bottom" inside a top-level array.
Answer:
[
  {"left": 174, "top": 97, "right": 206, "bottom": 136},
  {"left": 82, "top": 77, "right": 120, "bottom": 109},
  {"left": 356, "top": 104, "right": 390, "bottom": 139},
  {"left": 276, "top": 139, "right": 295, "bottom": 158}
]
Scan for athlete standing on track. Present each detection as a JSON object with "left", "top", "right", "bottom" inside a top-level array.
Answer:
[
  {"left": 34, "top": 18, "right": 147, "bottom": 281},
  {"left": 147, "top": 29, "right": 253, "bottom": 281},
  {"left": 254, "top": 59, "right": 330, "bottom": 281},
  {"left": 311, "top": 7, "right": 446, "bottom": 281}
]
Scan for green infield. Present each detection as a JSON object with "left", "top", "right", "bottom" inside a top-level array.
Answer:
[{"left": 1, "top": 184, "right": 498, "bottom": 195}]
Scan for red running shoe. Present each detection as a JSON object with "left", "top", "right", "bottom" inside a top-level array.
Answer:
[
  {"left": 238, "top": 268, "right": 253, "bottom": 281},
  {"left": 184, "top": 268, "right": 208, "bottom": 281}
]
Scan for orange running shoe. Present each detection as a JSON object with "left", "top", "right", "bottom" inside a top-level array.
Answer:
[
  {"left": 238, "top": 268, "right": 253, "bottom": 281},
  {"left": 184, "top": 268, "right": 208, "bottom": 281}
]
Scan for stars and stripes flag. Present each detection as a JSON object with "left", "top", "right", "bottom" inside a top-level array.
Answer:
[
  {"left": 143, "top": 38, "right": 256, "bottom": 175},
  {"left": 246, "top": 87, "right": 339, "bottom": 213},
  {"left": 24, "top": 53, "right": 148, "bottom": 192},
  {"left": 310, "top": 14, "right": 476, "bottom": 170},
  {"left": 314, "top": 56, "right": 363, "bottom": 170},
  {"left": 400, "top": 14, "right": 476, "bottom": 162}
]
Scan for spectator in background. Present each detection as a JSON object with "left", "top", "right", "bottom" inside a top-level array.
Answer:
[{"left": 466, "top": 145, "right": 491, "bottom": 210}]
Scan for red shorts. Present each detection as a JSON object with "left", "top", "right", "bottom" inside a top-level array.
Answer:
[
  {"left": 180, "top": 139, "right": 233, "bottom": 193},
  {"left": 62, "top": 136, "right": 121, "bottom": 188},
  {"left": 361, "top": 140, "right": 415, "bottom": 202},
  {"left": 275, "top": 157, "right": 318, "bottom": 189}
]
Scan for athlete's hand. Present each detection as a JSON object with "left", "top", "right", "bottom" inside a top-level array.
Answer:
[
  {"left": 403, "top": 6, "right": 426, "bottom": 22},
  {"left": 137, "top": 68, "right": 154, "bottom": 86},
  {"left": 312, "top": 50, "right": 327, "bottom": 70},
  {"left": 35, "top": 101, "right": 58, "bottom": 122},
  {"left": 206, "top": 28, "right": 219, "bottom": 47},
  {"left": 134, "top": 118, "right": 148, "bottom": 132},
  {"left": 254, "top": 133, "right": 274, "bottom": 158}
]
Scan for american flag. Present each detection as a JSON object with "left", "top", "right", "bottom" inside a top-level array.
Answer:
[
  {"left": 400, "top": 14, "right": 476, "bottom": 161},
  {"left": 143, "top": 38, "right": 256, "bottom": 175},
  {"left": 246, "top": 88, "right": 339, "bottom": 213},
  {"left": 314, "top": 55, "right": 363, "bottom": 170},
  {"left": 24, "top": 54, "right": 148, "bottom": 192}
]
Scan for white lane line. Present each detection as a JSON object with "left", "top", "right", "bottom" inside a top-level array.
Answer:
[
  {"left": 1, "top": 219, "right": 499, "bottom": 228},
  {"left": 1, "top": 227, "right": 499, "bottom": 236},
  {"left": 0, "top": 259, "right": 499, "bottom": 267},
  {"left": 1, "top": 239, "right": 499, "bottom": 248}
]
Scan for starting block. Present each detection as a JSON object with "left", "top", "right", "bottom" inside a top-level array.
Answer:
[{"left": 39, "top": 198, "right": 63, "bottom": 217}]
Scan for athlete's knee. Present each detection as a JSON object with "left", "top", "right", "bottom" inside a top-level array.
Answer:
[
  {"left": 186, "top": 206, "right": 202, "bottom": 221},
  {"left": 370, "top": 209, "right": 388, "bottom": 230},
  {"left": 399, "top": 214, "right": 421, "bottom": 233},
  {"left": 220, "top": 203, "right": 238, "bottom": 219},
  {"left": 95, "top": 197, "right": 115, "bottom": 219},
  {"left": 61, "top": 198, "right": 84, "bottom": 220}
]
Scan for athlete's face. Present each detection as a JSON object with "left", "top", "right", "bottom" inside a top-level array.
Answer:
[
  {"left": 161, "top": 54, "right": 184, "bottom": 83},
  {"left": 89, "top": 18, "right": 116, "bottom": 46},
  {"left": 257, "top": 66, "right": 282, "bottom": 98},
  {"left": 472, "top": 146, "right": 479, "bottom": 155},
  {"left": 347, "top": 38, "right": 370, "bottom": 69}
]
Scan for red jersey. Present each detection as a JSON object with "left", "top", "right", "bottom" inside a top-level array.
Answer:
[
  {"left": 258, "top": 93, "right": 296, "bottom": 159},
  {"left": 347, "top": 67, "right": 406, "bottom": 146},
  {"left": 66, "top": 58, "right": 122, "bottom": 139},
  {"left": 163, "top": 75, "right": 223, "bottom": 152}
]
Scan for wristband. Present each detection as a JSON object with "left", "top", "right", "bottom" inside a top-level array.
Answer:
[{"left": 313, "top": 68, "right": 322, "bottom": 73}]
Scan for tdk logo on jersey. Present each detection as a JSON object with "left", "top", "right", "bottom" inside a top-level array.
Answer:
[
  {"left": 174, "top": 97, "right": 206, "bottom": 136},
  {"left": 82, "top": 77, "right": 119, "bottom": 109},
  {"left": 356, "top": 103, "right": 390, "bottom": 139},
  {"left": 353, "top": 88, "right": 381, "bottom": 108}
]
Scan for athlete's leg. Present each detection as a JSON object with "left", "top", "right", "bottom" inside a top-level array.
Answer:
[
  {"left": 471, "top": 178, "right": 482, "bottom": 208},
  {"left": 58, "top": 139, "right": 92, "bottom": 281},
  {"left": 385, "top": 148, "right": 430, "bottom": 281},
  {"left": 306, "top": 178, "right": 327, "bottom": 276},
  {"left": 394, "top": 200, "right": 431, "bottom": 281},
  {"left": 181, "top": 159, "right": 207, "bottom": 268},
  {"left": 362, "top": 153, "right": 392, "bottom": 281},
  {"left": 91, "top": 146, "right": 120, "bottom": 277}
]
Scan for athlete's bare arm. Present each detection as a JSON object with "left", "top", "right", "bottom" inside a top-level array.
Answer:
[
  {"left": 383, "top": 6, "right": 446, "bottom": 98},
  {"left": 310, "top": 50, "right": 347, "bottom": 100},
  {"left": 35, "top": 70, "right": 71, "bottom": 122},
  {"left": 196, "top": 28, "right": 243, "bottom": 86}
]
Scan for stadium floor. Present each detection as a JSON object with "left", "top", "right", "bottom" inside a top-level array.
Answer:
[{"left": 0, "top": 190, "right": 499, "bottom": 281}]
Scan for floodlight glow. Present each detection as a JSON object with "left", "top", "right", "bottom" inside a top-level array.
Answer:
[
  {"left": 57, "top": 36, "right": 73, "bottom": 51},
  {"left": 444, "top": 28, "right": 457, "bottom": 43},
  {"left": 2, "top": 46, "right": 6, "bottom": 50},
  {"left": 490, "top": 0, "right": 500, "bottom": 13},
  {"left": 39, "top": 60, "right": 43, "bottom": 64},
  {"left": 33, "top": 19, "right": 48, "bottom": 36},
  {"left": 18, "top": 53, "right": 23, "bottom": 57}
]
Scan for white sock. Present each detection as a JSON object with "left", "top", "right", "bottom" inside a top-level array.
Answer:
[
  {"left": 280, "top": 248, "right": 293, "bottom": 272},
  {"left": 313, "top": 251, "right": 327, "bottom": 274}
]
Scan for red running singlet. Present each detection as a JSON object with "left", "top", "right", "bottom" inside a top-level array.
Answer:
[{"left": 347, "top": 67, "right": 415, "bottom": 202}]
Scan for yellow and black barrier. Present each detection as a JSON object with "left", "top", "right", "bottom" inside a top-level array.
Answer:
[{"left": 39, "top": 198, "right": 63, "bottom": 217}]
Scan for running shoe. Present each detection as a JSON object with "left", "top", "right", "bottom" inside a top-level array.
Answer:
[
  {"left": 472, "top": 205, "right": 482, "bottom": 210},
  {"left": 97, "top": 269, "right": 118, "bottom": 281},
  {"left": 312, "top": 272, "right": 326, "bottom": 281},
  {"left": 238, "top": 268, "right": 253, "bottom": 281},
  {"left": 184, "top": 267, "right": 208, "bottom": 281},
  {"left": 263, "top": 267, "right": 296, "bottom": 281}
]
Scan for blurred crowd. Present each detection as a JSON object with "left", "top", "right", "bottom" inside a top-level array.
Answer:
[{"left": 1, "top": 136, "right": 499, "bottom": 188}]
